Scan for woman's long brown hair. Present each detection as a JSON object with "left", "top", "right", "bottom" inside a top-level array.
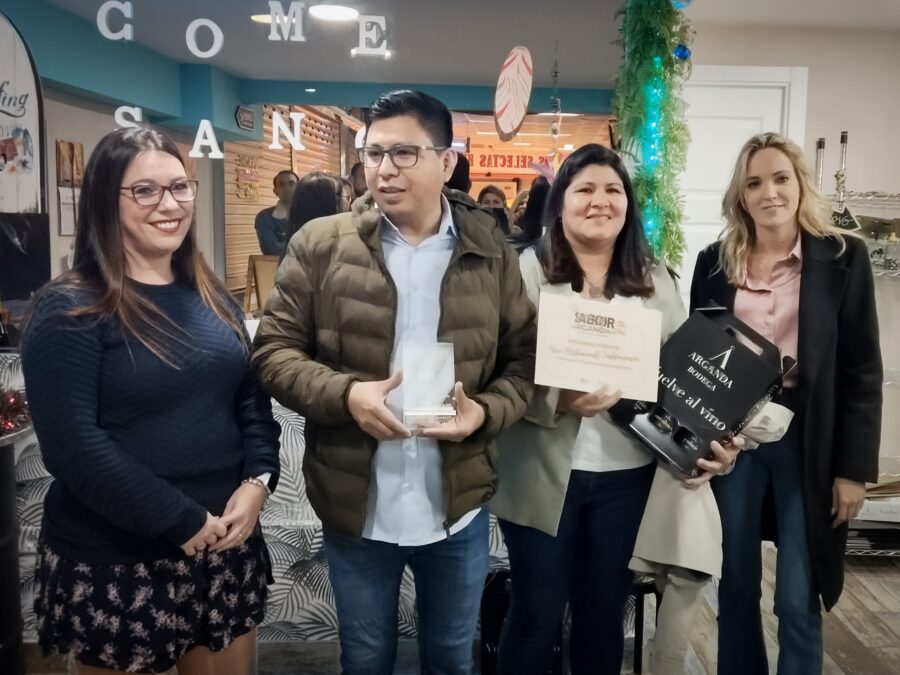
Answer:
[{"left": 29, "top": 127, "right": 244, "bottom": 366}]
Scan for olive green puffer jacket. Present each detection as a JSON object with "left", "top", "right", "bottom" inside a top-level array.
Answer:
[{"left": 252, "top": 193, "right": 536, "bottom": 537}]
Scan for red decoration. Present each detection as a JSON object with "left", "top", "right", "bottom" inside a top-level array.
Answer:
[
  {"left": 0, "top": 388, "right": 30, "bottom": 437},
  {"left": 494, "top": 46, "right": 533, "bottom": 142}
]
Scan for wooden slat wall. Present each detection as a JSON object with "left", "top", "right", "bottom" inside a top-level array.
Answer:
[{"left": 223, "top": 105, "right": 342, "bottom": 292}]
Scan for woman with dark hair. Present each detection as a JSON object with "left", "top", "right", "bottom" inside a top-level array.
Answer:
[
  {"left": 285, "top": 171, "right": 347, "bottom": 250},
  {"left": 477, "top": 184, "right": 506, "bottom": 209},
  {"left": 21, "top": 127, "right": 280, "bottom": 675},
  {"left": 492, "top": 143, "right": 738, "bottom": 674},
  {"left": 507, "top": 175, "right": 550, "bottom": 253}
]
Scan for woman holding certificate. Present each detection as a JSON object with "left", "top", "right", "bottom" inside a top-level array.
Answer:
[
  {"left": 492, "top": 143, "right": 738, "bottom": 675},
  {"left": 690, "top": 133, "right": 882, "bottom": 674}
]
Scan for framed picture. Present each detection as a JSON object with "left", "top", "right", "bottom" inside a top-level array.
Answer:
[{"left": 56, "top": 139, "right": 84, "bottom": 237}]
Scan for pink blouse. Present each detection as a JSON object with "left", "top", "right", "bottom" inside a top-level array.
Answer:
[{"left": 733, "top": 236, "right": 802, "bottom": 387}]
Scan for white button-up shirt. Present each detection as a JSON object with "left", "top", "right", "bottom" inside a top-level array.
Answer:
[{"left": 361, "top": 196, "right": 480, "bottom": 545}]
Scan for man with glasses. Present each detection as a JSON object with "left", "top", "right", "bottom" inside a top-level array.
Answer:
[
  {"left": 254, "top": 169, "right": 298, "bottom": 255},
  {"left": 253, "top": 90, "right": 536, "bottom": 674}
]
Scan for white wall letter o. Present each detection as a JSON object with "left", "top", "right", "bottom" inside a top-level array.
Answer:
[
  {"left": 185, "top": 18, "right": 224, "bottom": 59},
  {"left": 97, "top": 1, "right": 133, "bottom": 41},
  {"left": 114, "top": 106, "right": 143, "bottom": 128}
]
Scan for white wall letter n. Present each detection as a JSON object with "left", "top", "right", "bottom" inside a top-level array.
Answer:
[{"left": 269, "top": 111, "right": 306, "bottom": 150}]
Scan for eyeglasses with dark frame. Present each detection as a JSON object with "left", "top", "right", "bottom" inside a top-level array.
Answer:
[
  {"left": 357, "top": 145, "right": 448, "bottom": 169},
  {"left": 119, "top": 180, "right": 199, "bottom": 206}
]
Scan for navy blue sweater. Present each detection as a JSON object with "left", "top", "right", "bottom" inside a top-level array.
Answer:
[{"left": 21, "top": 280, "right": 280, "bottom": 563}]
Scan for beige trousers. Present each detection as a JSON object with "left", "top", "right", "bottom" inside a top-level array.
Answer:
[{"left": 645, "top": 566, "right": 710, "bottom": 675}]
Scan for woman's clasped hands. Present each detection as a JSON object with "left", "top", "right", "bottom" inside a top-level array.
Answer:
[{"left": 180, "top": 481, "right": 268, "bottom": 555}]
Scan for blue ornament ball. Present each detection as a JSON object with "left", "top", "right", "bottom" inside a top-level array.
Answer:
[
  {"left": 672, "top": 0, "right": 693, "bottom": 9},
  {"left": 673, "top": 44, "right": 691, "bottom": 61}
]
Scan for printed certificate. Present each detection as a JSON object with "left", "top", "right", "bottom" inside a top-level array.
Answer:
[{"left": 534, "top": 293, "right": 662, "bottom": 401}]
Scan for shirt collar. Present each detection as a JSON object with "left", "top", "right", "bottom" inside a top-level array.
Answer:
[
  {"left": 382, "top": 195, "right": 457, "bottom": 240},
  {"left": 743, "top": 234, "right": 803, "bottom": 291},
  {"left": 788, "top": 233, "right": 802, "bottom": 262}
]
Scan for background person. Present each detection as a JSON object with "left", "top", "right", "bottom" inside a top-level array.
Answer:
[
  {"left": 255, "top": 169, "right": 299, "bottom": 255},
  {"left": 284, "top": 172, "right": 350, "bottom": 256},
  {"left": 510, "top": 189, "right": 530, "bottom": 229},
  {"left": 445, "top": 151, "right": 472, "bottom": 193},
  {"left": 477, "top": 184, "right": 506, "bottom": 209},
  {"left": 507, "top": 176, "right": 550, "bottom": 253},
  {"left": 349, "top": 161, "right": 367, "bottom": 198}
]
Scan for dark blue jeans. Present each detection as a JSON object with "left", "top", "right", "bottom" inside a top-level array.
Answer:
[
  {"left": 713, "top": 422, "right": 823, "bottom": 675},
  {"left": 323, "top": 509, "right": 489, "bottom": 675},
  {"left": 497, "top": 463, "right": 655, "bottom": 675}
]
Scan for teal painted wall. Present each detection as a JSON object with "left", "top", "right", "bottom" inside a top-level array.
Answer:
[{"left": 0, "top": 0, "right": 181, "bottom": 117}]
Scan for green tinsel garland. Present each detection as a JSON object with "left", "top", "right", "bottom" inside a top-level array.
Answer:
[{"left": 613, "top": 0, "right": 693, "bottom": 265}]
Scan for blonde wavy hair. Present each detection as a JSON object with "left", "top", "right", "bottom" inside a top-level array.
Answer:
[{"left": 719, "top": 132, "right": 847, "bottom": 286}]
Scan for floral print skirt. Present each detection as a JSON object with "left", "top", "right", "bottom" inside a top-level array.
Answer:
[{"left": 33, "top": 532, "right": 271, "bottom": 673}]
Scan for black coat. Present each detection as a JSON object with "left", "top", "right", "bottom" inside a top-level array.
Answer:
[{"left": 690, "top": 234, "right": 882, "bottom": 610}]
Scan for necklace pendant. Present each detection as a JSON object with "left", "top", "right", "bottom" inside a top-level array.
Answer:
[{"left": 588, "top": 284, "right": 605, "bottom": 299}]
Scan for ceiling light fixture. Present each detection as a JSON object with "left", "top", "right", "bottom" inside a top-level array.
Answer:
[
  {"left": 251, "top": 14, "right": 299, "bottom": 24},
  {"left": 350, "top": 47, "right": 393, "bottom": 60},
  {"left": 476, "top": 131, "right": 571, "bottom": 138},
  {"left": 309, "top": 4, "right": 360, "bottom": 22}
]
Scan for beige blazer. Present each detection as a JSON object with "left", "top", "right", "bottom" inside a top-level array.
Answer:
[{"left": 492, "top": 250, "right": 680, "bottom": 527}]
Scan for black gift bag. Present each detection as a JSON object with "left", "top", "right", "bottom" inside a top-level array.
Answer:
[{"left": 621, "top": 307, "right": 792, "bottom": 476}]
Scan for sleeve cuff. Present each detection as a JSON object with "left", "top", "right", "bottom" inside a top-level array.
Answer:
[{"left": 161, "top": 504, "right": 209, "bottom": 548}]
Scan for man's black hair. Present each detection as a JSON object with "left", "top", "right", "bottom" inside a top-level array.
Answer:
[
  {"left": 272, "top": 169, "right": 299, "bottom": 188},
  {"left": 364, "top": 90, "right": 453, "bottom": 148}
]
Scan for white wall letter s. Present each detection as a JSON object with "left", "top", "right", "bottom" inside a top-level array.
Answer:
[
  {"left": 97, "top": 1, "right": 133, "bottom": 41},
  {"left": 190, "top": 120, "right": 224, "bottom": 159},
  {"left": 269, "top": 111, "right": 306, "bottom": 150},
  {"left": 268, "top": 1, "right": 306, "bottom": 42},
  {"left": 185, "top": 19, "right": 224, "bottom": 59},
  {"left": 114, "top": 106, "right": 143, "bottom": 128},
  {"left": 356, "top": 15, "right": 387, "bottom": 56}
]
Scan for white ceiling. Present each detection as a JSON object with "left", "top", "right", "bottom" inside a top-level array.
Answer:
[{"left": 42, "top": 0, "right": 900, "bottom": 87}]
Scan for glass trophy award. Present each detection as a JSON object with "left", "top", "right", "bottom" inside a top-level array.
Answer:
[{"left": 401, "top": 341, "right": 456, "bottom": 431}]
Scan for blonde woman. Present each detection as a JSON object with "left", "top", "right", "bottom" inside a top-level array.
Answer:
[
  {"left": 690, "top": 132, "right": 882, "bottom": 674},
  {"left": 510, "top": 189, "right": 530, "bottom": 228}
]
